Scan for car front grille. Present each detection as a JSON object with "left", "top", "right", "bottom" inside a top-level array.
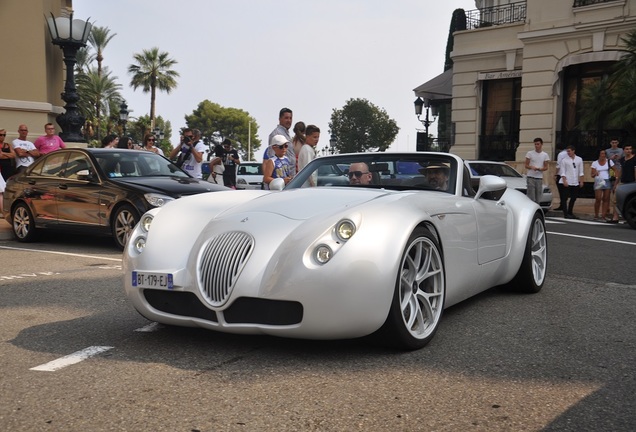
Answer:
[{"left": 198, "top": 231, "right": 254, "bottom": 307}]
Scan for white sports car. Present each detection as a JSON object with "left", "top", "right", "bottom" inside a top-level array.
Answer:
[{"left": 123, "top": 152, "right": 547, "bottom": 350}]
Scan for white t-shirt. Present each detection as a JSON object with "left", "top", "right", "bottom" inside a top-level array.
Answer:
[
  {"left": 181, "top": 141, "right": 208, "bottom": 179},
  {"left": 525, "top": 150, "right": 550, "bottom": 178},
  {"left": 591, "top": 159, "right": 614, "bottom": 180},
  {"left": 297, "top": 144, "right": 317, "bottom": 187},
  {"left": 12, "top": 139, "right": 36, "bottom": 168}
]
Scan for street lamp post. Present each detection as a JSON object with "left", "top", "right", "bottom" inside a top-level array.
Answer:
[
  {"left": 414, "top": 97, "right": 438, "bottom": 151},
  {"left": 46, "top": 11, "right": 92, "bottom": 143},
  {"left": 153, "top": 126, "right": 164, "bottom": 145},
  {"left": 119, "top": 101, "right": 129, "bottom": 136}
]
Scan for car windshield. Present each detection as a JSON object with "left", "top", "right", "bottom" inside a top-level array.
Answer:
[
  {"left": 286, "top": 153, "right": 459, "bottom": 194},
  {"left": 468, "top": 162, "right": 522, "bottom": 178},
  {"left": 95, "top": 151, "right": 190, "bottom": 178},
  {"left": 238, "top": 163, "right": 263, "bottom": 175}
]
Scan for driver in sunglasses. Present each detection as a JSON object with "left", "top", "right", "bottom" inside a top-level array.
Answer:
[{"left": 348, "top": 162, "right": 372, "bottom": 185}]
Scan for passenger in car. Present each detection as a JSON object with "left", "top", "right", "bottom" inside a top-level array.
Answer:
[{"left": 420, "top": 164, "right": 449, "bottom": 191}]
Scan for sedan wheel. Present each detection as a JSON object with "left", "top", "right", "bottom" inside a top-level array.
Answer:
[
  {"left": 112, "top": 204, "right": 139, "bottom": 250},
  {"left": 11, "top": 203, "right": 37, "bottom": 242},
  {"left": 507, "top": 212, "right": 547, "bottom": 293},
  {"left": 624, "top": 196, "right": 636, "bottom": 230},
  {"left": 376, "top": 228, "right": 445, "bottom": 350}
]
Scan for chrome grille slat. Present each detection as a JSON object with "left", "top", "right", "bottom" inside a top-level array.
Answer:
[{"left": 198, "top": 231, "right": 254, "bottom": 307}]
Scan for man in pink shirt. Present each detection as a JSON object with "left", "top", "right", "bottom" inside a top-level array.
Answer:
[{"left": 34, "top": 123, "right": 66, "bottom": 155}]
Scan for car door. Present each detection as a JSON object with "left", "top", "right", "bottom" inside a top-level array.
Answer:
[
  {"left": 55, "top": 151, "right": 103, "bottom": 228},
  {"left": 472, "top": 194, "right": 509, "bottom": 264},
  {"left": 23, "top": 151, "right": 68, "bottom": 226}
]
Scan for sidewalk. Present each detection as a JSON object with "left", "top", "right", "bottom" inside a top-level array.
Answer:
[{"left": 0, "top": 198, "right": 605, "bottom": 243}]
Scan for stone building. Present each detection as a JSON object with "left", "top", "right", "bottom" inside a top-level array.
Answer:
[
  {"left": 0, "top": 0, "right": 75, "bottom": 143},
  {"left": 416, "top": 0, "right": 635, "bottom": 172}
]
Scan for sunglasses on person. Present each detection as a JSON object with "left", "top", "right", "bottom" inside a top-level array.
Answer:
[
  {"left": 347, "top": 170, "right": 369, "bottom": 179},
  {"left": 274, "top": 144, "right": 288, "bottom": 149},
  {"left": 147, "top": 138, "right": 155, "bottom": 142},
  {"left": 0, "top": 134, "right": 6, "bottom": 136}
]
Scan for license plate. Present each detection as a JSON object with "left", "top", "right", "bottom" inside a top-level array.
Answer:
[{"left": 132, "top": 271, "right": 173, "bottom": 289}]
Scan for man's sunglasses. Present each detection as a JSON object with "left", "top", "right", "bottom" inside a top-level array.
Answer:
[
  {"left": 348, "top": 171, "right": 369, "bottom": 179},
  {"left": 275, "top": 144, "right": 288, "bottom": 149}
]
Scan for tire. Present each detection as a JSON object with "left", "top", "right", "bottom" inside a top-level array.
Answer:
[
  {"left": 506, "top": 212, "right": 547, "bottom": 293},
  {"left": 111, "top": 204, "right": 139, "bottom": 250},
  {"left": 376, "top": 227, "right": 446, "bottom": 350},
  {"left": 11, "top": 202, "right": 37, "bottom": 242},
  {"left": 623, "top": 196, "right": 636, "bottom": 230}
]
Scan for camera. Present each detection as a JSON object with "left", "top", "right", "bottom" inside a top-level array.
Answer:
[{"left": 183, "top": 135, "right": 192, "bottom": 144}]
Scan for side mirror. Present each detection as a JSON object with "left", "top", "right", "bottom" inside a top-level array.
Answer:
[
  {"left": 474, "top": 175, "right": 507, "bottom": 200},
  {"left": 76, "top": 169, "right": 95, "bottom": 181},
  {"left": 269, "top": 177, "right": 285, "bottom": 191}
]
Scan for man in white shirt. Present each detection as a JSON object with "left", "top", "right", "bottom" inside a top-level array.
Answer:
[
  {"left": 12, "top": 124, "right": 40, "bottom": 172},
  {"left": 558, "top": 145, "right": 584, "bottom": 219},
  {"left": 553, "top": 146, "right": 568, "bottom": 211},
  {"left": 169, "top": 128, "right": 207, "bottom": 179},
  {"left": 525, "top": 137, "right": 550, "bottom": 205}
]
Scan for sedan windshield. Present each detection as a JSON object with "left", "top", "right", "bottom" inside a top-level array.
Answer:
[{"left": 95, "top": 151, "right": 190, "bottom": 178}]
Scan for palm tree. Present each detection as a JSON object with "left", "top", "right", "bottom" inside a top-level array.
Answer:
[
  {"left": 76, "top": 66, "right": 122, "bottom": 141},
  {"left": 88, "top": 26, "right": 116, "bottom": 78},
  {"left": 128, "top": 47, "right": 179, "bottom": 128}
]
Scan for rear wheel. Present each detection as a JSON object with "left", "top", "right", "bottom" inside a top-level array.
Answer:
[
  {"left": 11, "top": 202, "right": 37, "bottom": 242},
  {"left": 623, "top": 196, "right": 636, "bottom": 230},
  {"left": 111, "top": 204, "right": 139, "bottom": 250},
  {"left": 507, "top": 213, "right": 547, "bottom": 293},
  {"left": 376, "top": 228, "right": 445, "bottom": 350}
]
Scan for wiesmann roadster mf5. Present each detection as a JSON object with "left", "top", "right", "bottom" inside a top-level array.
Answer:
[{"left": 123, "top": 152, "right": 547, "bottom": 350}]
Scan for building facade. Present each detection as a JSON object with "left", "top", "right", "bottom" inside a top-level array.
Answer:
[
  {"left": 447, "top": 0, "right": 635, "bottom": 165},
  {"left": 0, "top": 0, "right": 72, "bottom": 143}
]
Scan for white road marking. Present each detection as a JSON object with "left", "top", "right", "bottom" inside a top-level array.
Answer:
[
  {"left": 546, "top": 217, "right": 611, "bottom": 226},
  {"left": 30, "top": 346, "right": 114, "bottom": 372},
  {"left": 0, "top": 245, "right": 121, "bottom": 262},
  {"left": 547, "top": 231, "right": 636, "bottom": 246},
  {"left": 134, "top": 322, "right": 162, "bottom": 332}
]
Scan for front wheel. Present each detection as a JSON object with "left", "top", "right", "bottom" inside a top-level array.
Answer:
[
  {"left": 111, "top": 204, "right": 139, "bottom": 250},
  {"left": 376, "top": 228, "right": 446, "bottom": 350},
  {"left": 11, "top": 202, "right": 37, "bottom": 242},
  {"left": 506, "top": 213, "right": 547, "bottom": 293}
]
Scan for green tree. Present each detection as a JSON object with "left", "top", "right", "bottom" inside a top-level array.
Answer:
[
  {"left": 128, "top": 47, "right": 179, "bottom": 129},
  {"left": 184, "top": 100, "right": 260, "bottom": 161},
  {"left": 88, "top": 26, "right": 116, "bottom": 78},
  {"left": 444, "top": 9, "right": 467, "bottom": 71},
  {"left": 328, "top": 98, "right": 399, "bottom": 153},
  {"left": 578, "top": 29, "right": 636, "bottom": 139},
  {"left": 76, "top": 66, "right": 122, "bottom": 142}
]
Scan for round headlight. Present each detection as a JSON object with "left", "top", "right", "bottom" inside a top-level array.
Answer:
[
  {"left": 141, "top": 215, "right": 153, "bottom": 232},
  {"left": 336, "top": 220, "right": 356, "bottom": 241},
  {"left": 314, "top": 245, "right": 332, "bottom": 264},
  {"left": 133, "top": 236, "right": 146, "bottom": 253}
]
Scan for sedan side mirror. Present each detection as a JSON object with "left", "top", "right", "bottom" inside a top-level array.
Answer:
[{"left": 76, "top": 169, "right": 95, "bottom": 182}]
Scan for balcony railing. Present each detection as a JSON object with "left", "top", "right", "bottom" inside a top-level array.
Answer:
[
  {"left": 573, "top": 0, "right": 615, "bottom": 7},
  {"left": 465, "top": 1, "right": 527, "bottom": 30}
]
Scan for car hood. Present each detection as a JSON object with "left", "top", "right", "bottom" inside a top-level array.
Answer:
[
  {"left": 111, "top": 176, "right": 223, "bottom": 197},
  {"left": 218, "top": 187, "right": 397, "bottom": 221}
]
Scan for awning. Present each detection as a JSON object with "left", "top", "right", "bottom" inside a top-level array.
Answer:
[{"left": 413, "top": 69, "right": 453, "bottom": 100}]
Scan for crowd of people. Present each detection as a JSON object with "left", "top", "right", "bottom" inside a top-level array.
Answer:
[
  {"left": 2, "top": 117, "right": 634, "bottom": 223},
  {"left": 528, "top": 136, "right": 635, "bottom": 222}
]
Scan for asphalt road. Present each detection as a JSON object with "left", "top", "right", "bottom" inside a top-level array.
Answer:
[{"left": 1, "top": 218, "right": 635, "bottom": 431}]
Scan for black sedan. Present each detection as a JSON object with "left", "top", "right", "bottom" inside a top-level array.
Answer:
[{"left": 2, "top": 148, "right": 228, "bottom": 248}]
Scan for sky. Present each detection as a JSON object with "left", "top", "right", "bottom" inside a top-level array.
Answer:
[{"left": 73, "top": 0, "right": 477, "bottom": 157}]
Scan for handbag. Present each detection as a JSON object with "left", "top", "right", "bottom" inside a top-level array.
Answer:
[
  {"left": 608, "top": 160, "right": 616, "bottom": 182},
  {"left": 593, "top": 175, "right": 605, "bottom": 190}
]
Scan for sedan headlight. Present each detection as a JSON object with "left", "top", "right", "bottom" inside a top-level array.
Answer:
[
  {"left": 144, "top": 193, "right": 174, "bottom": 207},
  {"left": 237, "top": 178, "right": 247, "bottom": 185}
]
